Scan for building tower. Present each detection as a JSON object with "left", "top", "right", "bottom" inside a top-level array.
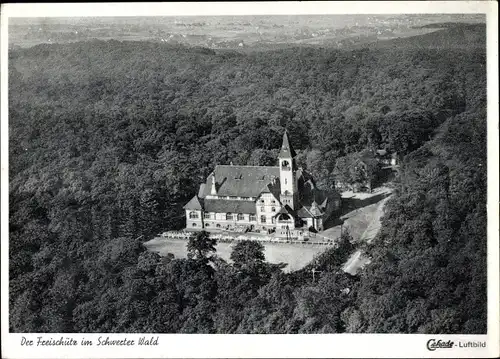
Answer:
[{"left": 278, "top": 130, "right": 298, "bottom": 209}]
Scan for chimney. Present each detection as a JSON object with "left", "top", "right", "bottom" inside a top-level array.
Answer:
[{"left": 211, "top": 173, "right": 217, "bottom": 195}]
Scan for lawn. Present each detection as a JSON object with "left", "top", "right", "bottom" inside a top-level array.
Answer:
[{"left": 144, "top": 237, "right": 327, "bottom": 272}]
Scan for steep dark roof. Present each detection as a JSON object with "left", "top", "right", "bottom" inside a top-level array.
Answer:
[
  {"left": 279, "top": 131, "right": 297, "bottom": 158},
  {"left": 183, "top": 195, "right": 203, "bottom": 210},
  {"left": 309, "top": 201, "right": 324, "bottom": 216},
  {"left": 300, "top": 182, "right": 328, "bottom": 208},
  {"left": 201, "top": 165, "right": 280, "bottom": 198},
  {"left": 260, "top": 184, "right": 271, "bottom": 193},
  {"left": 296, "top": 206, "right": 315, "bottom": 218},
  {"left": 204, "top": 199, "right": 256, "bottom": 214},
  {"left": 295, "top": 174, "right": 341, "bottom": 219},
  {"left": 277, "top": 205, "right": 295, "bottom": 215}
]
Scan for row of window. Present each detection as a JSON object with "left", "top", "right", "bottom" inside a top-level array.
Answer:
[
  {"left": 191, "top": 205, "right": 278, "bottom": 217},
  {"left": 259, "top": 199, "right": 276, "bottom": 204},
  {"left": 191, "top": 223, "right": 273, "bottom": 229},
  {"left": 208, "top": 196, "right": 283, "bottom": 204},
  {"left": 192, "top": 222, "right": 221, "bottom": 228},
  {"left": 191, "top": 223, "right": 293, "bottom": 231},
  {"left": 218, "top": 196, "right": 253, "bottom": 201},
  {"left": 189, "top": 211, "right": 272, "bottom": 223},
  {"left": 223, "top": 213, "right": 252, "bottom": 221},
  {"left": 222, "top": 213, "right": 262, "bottom": 221},
  {"left": 191, "top": 223, "right": 294, "bottom": 232}
]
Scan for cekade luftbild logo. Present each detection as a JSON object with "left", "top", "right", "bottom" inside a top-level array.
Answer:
[
  {"left": 426, "top": 339, "right": 487, "bottom": 351},
  {"left": 427, "top": 339, "right": 454, "bottom": 351}
]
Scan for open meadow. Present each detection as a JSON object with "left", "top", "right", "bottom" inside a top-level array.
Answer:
[{"left": 145, "top": 237, "right": 327, "bottom": 272}]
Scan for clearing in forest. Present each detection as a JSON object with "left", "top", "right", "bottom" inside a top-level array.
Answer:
[{"left": 144, "top": 186, "right": 393, "bottom": 272}]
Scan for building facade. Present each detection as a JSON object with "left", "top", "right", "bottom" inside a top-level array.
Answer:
[{"left": 184, "top": 131, "right": 341, "bottom": 238}]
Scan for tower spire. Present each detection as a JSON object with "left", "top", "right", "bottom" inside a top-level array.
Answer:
[
  {"left": 278, "top": 129, "right": 297, "bottom": 209},
  {"left": 279, "top": 130, "right": 296, "bottom": 158}
]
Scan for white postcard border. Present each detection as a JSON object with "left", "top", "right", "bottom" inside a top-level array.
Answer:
[{"left": 1, "top": 2, "right": 498, "bottom": 358}]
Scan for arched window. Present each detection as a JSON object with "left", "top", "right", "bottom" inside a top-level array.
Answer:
[
  {"left": 278, "top": 213, "right": 290, "bottom": 221},
  {"left": 192, "top": 223, "right": 197, "bottom": 227},
  {"left": 271, "top": 207, "right": 276, "bottom": 212},
  {"left": 260, "top": 215, "right": 267, "bottom": 223},
  {"left": 189, "top": 211, "right": 198, "bottom": 219},
  {"left": 237, "top": 213, "right": 244, "bottom": 221},
  {"left": 260, "top": 206, "right": 265, "bottom": 212},
  {"left": 249, "top": 214, "right": 256, "bottom": 222},
  {"left": 226, "top": 213, "right": 233, "bottom": 220}
]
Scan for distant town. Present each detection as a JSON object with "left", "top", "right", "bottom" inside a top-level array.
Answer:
[{"left": 9, "top": 14, "right": 485, "bottom": 50}]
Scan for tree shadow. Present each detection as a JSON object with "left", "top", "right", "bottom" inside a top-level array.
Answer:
[
  {"left": 340, "top": 191, "right": 392, "bottom": 216},
  {"left": 322, "top": 191, "right": 392, "bottom": 230},
  {"left": 323, "top": 216, "right": 345, "bottom": 229}
]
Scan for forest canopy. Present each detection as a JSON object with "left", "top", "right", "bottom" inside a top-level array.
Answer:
[{"left": 9, "top": 24, "right": 487, "bottom": 333}]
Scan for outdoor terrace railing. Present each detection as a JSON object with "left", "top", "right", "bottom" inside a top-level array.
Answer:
[{"left": 159, "top": 230, "right": 338, "bottom": 246}]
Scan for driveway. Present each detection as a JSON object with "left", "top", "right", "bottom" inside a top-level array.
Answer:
[{"left": 342, "top": 191, "right": 393, "bottom": 275}]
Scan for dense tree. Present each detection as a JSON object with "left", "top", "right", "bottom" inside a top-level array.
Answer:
[
  {"left": 333, "top": 152, "right": 379, "bottom": 190},
  {"left": 8, "top": 23, "right": 486, "bottom": 334},
  {"left": 230, "top": 240, "right": 266, "bottom": 269},
  {"left": 187, "top": 231, "right": 217, "bottom": 261}
]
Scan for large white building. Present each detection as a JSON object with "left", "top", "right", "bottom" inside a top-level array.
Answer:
[{"left": 184, "top": 131, "right": 341, "bottom": 238}]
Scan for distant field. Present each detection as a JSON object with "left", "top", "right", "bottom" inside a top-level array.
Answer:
[
  {"left": 144, "top": 237, "right": 327, "bottom": 272},
  {"left": 8, "top": 15, "right": 484, "bottom": 50}
]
